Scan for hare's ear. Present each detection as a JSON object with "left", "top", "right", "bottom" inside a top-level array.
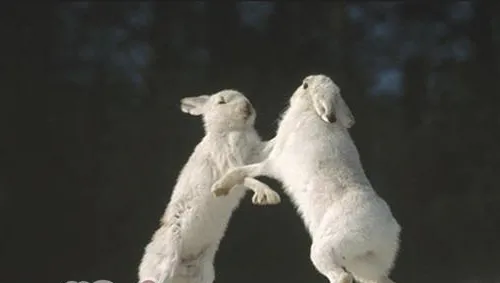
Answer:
[
  {"left": 312, "top": 92, "right": 355, "bottom": 128},
  {"left": 180, "top": 95, "right": 209, "bottom": 116},
  {"left": 333, "top": 95, "right": 355, "bottom": 128},
  {"left": 312, "top": 91, "right": 336, "bottom": 124}
]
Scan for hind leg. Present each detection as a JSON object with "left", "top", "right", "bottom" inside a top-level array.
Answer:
[
  {"left": 174, "top": 257, "right": 215, "bottom": 283},
  {"left": 310, "top": 240, "right": 353, "bottom": 283},
  {"left": 199, "top": 261, "right": 215, "bottom": 283},
  {"left": 345, "top": 252, "right": 396, "bottom": 283},
  {"left": 197, "top": 244, "right": 216, "bottom": 283},
  {"left": 381, "top": 277, "right": 395, "bottom": 283},
  {"left": 350, "top": 276, "right": 395, "bottom": 283},
  {"left": 353, "top": 275, "right": 395, "bottom": 283}
]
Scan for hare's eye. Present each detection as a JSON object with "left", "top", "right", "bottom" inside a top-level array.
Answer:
[
  {"left": 217, "top": 97, "right": 226, "bottom": 104},
  {"left": 302, "top": 82, "right": 309, "bottom": 89}
]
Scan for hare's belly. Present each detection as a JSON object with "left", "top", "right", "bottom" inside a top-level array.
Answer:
[{"left": 182, "top": 190, "right": 245, "bottom": 248}]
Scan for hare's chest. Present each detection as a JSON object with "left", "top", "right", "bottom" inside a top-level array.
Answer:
[
  {"left": 211, "top": 135, "right": 253, "bottom": 173},
  {"left": 227, "top": 136, "right": 253, "bottom": 165}
]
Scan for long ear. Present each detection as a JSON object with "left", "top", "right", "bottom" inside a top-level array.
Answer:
[
  {"left": 312, "top": 92, "right": 355, "bottom": 128},
  {"left": 312, "top": 91, "right": 336, "bottom": 124},
  {"left": 180, "top": 95, "right": 209, "bottom": 116},
  {"left": 333, "top": 95, "right": 355, "bottom": 128}
]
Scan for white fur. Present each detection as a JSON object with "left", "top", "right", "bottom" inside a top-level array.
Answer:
[
  {"left": 212, "top": 76, "right": 401, "bottom": 283},
  {"left": 138, "top": 90, "right": 280, "bottom": 283}
]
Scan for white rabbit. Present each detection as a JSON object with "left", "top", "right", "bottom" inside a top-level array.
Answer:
[
  {"left": 138, "top": 89, "right": 280, "bottom": 283},
  {"left": 211, "top": 75, "right": 401, "bottom": 283}
]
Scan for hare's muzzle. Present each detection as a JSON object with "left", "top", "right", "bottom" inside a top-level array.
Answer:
[{"left": 243, "top": 101, "right": 253, "bottom": 118}]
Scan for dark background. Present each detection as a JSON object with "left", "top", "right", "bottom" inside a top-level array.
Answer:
[{"left": 2, "top": 2, "right": 500, "bottom": 283}]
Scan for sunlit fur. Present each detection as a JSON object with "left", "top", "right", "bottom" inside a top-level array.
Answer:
[
  {"left": 138, "top": 90, "right": 280, "bottom": 283},
  {"left": 212, "top": 76, "right": 401, "bottom": 283}
]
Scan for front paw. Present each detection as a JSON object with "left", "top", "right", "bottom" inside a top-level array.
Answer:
[
  {"left": 338, "top": 272, "right": 354, "bottom": 283},
  {"left": 252, "top": 190, "right": 281, "bottom": 206},
  {"left": 211, "top": 180, "right": 231, "bottom": 197}
]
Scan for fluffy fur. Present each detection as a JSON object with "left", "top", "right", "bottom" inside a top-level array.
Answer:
[
  {"left": 211, "top": 75, "right": 401, "bottom": 283},
  {"left": 138, "top": 90, "right": 280, "bottom": 283}
]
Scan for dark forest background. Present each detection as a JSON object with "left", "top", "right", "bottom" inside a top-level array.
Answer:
[{"left": 2, "top": 2, "right": 500, "bottom": 283}]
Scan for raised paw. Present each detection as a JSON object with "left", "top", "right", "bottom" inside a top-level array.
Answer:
[
  {"left": 338, "top": 272, "right": 353, "bottom": 283},
  {"left": 251, "top": 190, "right": 281, "bottom": 206},
  {"left": 211, "top": 179, "right": 232, "bottom": 197},
  {"left": 212, "top": 173, "right": 243, "bottom": 197}
]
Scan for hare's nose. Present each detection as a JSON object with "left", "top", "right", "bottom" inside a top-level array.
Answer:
[{"left": 244, "top": 101, "right": 253, "bottom": 114}]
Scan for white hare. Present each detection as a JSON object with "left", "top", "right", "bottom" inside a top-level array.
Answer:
[
  {"left": 212, "top": 75, "right": 401, "bottom": 283},
  {"left": 138, "top": 89, "right": 281, "bottom": 283}
]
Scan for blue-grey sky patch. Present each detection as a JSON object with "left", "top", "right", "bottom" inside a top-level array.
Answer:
[
  {"left": 55, "top": 2, "right": 475, "bottom": 96},
  {"left": 448, "top": 1, "right": 473, "bottom": 22},
  {"left": 451, "top": 37, "right": 470, "bottom": 61},
  {"left": 238, "top": 2, "right": 275, "bottom": 32},
  {"left": 372, "top": 67, "right": 403, "bottom": 96},
  {"left": 347, "top": 5, "right": 364, "bottom": 22}
]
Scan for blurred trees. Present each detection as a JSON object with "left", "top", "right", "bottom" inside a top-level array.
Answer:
[{"left": 3, "top": 2, "right": 500, "bottom": 283}]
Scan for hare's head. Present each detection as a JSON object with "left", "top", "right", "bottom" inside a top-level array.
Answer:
[
  {"left": 290, "top": 74, "right": 355, "bottom": 128},
  {"left": 180, "top": 89, "right": 256, "bottom": 132}
]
